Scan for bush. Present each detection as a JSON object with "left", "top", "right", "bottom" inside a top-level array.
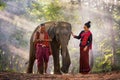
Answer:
[{"left": 92, "top": 53, "right": 113, "bottom": 73}]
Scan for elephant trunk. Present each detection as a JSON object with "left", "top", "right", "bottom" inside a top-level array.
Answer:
[
  {"left": 61, "top": 41, "right": 71, "bottom": 73},
  {"left": 61, "top": 45, "right": 67, "bottom": 57}
]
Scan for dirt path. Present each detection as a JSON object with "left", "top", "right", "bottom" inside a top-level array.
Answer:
[{"left": 0, "top": 71, "right": 120, "bottom": 80}]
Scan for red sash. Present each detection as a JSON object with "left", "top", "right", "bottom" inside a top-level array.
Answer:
[
  {"left": 43, "top": 32, "right": 50, "bottom": 47},
  {"left": 81, "top": 31, "right": 92, "bottom": 49},
  {"left": 35, "top": 31, "right": 52, "bottom": 55},
  {"left": 35, "top": 31, "right": 49, "bottom": 47}
]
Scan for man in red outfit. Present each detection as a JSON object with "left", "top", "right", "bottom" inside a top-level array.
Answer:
[{"left": 34, "top": 24, "right": 52, "bottom": 74}]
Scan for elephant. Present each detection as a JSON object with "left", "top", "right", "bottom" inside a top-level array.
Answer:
[{"left": 27, "top": 21, "right": 72, "bottom": 74}]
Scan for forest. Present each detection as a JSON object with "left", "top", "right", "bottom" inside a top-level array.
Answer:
[{"left": 0, "top": 0, "right": 120, "bottom": 77}]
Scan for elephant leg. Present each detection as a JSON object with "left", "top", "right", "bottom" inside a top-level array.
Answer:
[
  {"left": 27, "top": 54, "right": 35, "bottom": 73},
  {"left": 27, "top": 44, "right": 36, "bottom": 73},
  {"left": 51, "top": 42, "right": 61, "bottom": 74},
  {"left": 65, "top": 48, "right": 71, "bottom": 72},
  {"left": 61, "top": 48, "right": 71, "bottom": 73}
]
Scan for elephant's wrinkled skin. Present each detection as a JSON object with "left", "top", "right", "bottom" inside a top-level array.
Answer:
[{"left": 27, "top": 21, "right": 71, "bottom": 74}]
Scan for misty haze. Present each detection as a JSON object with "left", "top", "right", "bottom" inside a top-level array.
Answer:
[{"left": 0, "top": 0, "right": 120, "bottom": 80}]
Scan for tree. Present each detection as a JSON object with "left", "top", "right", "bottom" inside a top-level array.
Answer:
[
  {"left": 28, "top": 0, "right": 64, "bottom": 21},
  {"left": 0, "top": 0, "right": 6, "bottom": 10}
]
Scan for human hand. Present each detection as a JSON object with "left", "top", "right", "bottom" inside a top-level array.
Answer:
[
  {"left": 44, "top": 39, "right": 52, "bottom": 42},
  {"left": 84, "top": 46, "right": 88, "bottom": 51},
  {"left": 37, "top": 39, "right": 43, "bottom": 41},
  {"left": 71, "top": 32, "right": 75, "bottom": 37}
]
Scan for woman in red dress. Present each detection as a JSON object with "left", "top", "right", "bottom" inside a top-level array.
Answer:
[{"left": 72, "top": 21, "right": 92, "bottom": 74}]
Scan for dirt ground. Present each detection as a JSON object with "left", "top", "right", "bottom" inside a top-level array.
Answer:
[{"left": 0, "top": 71, "right": 120, "bottom": 80}]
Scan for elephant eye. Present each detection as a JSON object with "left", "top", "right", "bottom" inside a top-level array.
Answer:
[
  {"left": 63, "top": 34, "right": 69, "bottom": 38},
  {"left": 64, "top": 34, "right": 68, "bottom": 36},
  {"left": 56, "top": 33, "right": 59, "bottom": 37}
]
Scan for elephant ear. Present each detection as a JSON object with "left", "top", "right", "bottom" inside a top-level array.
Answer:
[{"left": 48, "top": 24, "right": 56, "bottom": 39}]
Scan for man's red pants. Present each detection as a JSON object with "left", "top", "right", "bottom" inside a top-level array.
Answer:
[{"left": 36, "top": 43, "right": 49, "bottom": 73}]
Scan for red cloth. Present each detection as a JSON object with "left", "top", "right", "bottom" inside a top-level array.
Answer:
[
  {"left": 79, "top": 47, "right": 90, "bottom": 73},
  {"left": 81, "top": 31, "right": 92, "bottom": 49},
  {"left": 35, "top": 31, "right": 52, "bottom": 55},
  {"left": 35, "top": 32, "right": 50, "bottom": 47},
  {"left": 35, "top": 44, "right": 50, "bottom": 68},
  {"left": 43, "top": 32, "right": 50, "bottom": 47},
  {"left": 35, "top": 31, "right": 52, "bottom": 68}
]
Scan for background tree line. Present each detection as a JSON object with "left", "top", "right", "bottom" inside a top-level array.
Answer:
[{"left": 0, "top": 0, "right": 120, "bottom": 73}]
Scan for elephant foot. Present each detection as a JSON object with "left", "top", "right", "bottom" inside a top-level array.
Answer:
[
  {"left": 54, "top": 71, "right": 62, "bottom": 75},
  {"left": 61, "top": 67, "right": 68, "bottom": 73},
  {"left": 27, "top": 68, "right": 32, "bottom": 73}
]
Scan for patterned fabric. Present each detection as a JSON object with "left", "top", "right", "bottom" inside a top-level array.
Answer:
[
  {"left": 79, "top": 47, "right": 90, "bottom": 73},
  {"left": 35, "top": 31, "right": 50, "bottom": 47},
  {"left": 81, "top": 31, "right": 92, "bottom": 49},
  {"left": 35, "top": 31, "right": 52, "bottom": 72},
  {"left": 74, "top": 30, "right": 92, "bottom": 49},
  {"left": 36, "top": 44, "right": 50, "bottom": 68},
  {"left": 74, "top": 30, "right": 93, "bottom": 73}
]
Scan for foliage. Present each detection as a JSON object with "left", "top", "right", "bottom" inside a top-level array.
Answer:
[
  {"left": 10, "top": 29, "right": 28, "bottom": 48},
  {"left": 93, "top": 53, "right": 113, "bottom": 73},
  {"left": 0, "top": 0, "right": 120, "bottom": 73},
  {"left": 0, "top": 49, "right": 26, "bottom": 72},
  {"left": 0, "top": 0, "right": 6, "bottom": 10},
  {"left": 28, "top": 0, "right": 64, "bottom": 21}
]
